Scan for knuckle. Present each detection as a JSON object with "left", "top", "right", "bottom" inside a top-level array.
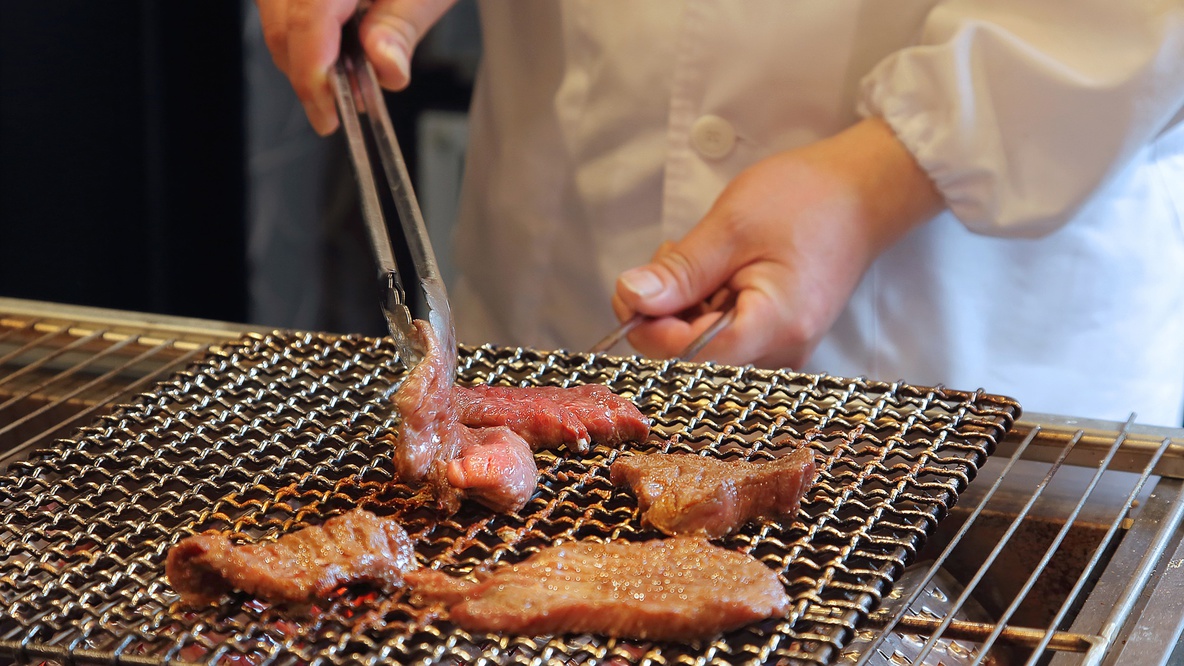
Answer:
[
  {"left": 261, "top": 26, "right": 287, "bottom": 60},
  {"left": 660, "top": 250, "right": 705, "bottom": 298},
  {"left": 286, "top": 0, "right": 318, "bottom": 31},
  {"left": 781, "top": 313, "right": 822, "bottom": 352}
]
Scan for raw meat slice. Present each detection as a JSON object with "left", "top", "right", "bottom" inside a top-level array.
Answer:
[
  {"left": 405, "top": 537, "right": 789, "bottom": 641},
  {"left": 392, "top": 320, "right": 539, "bottom": 513},
  {"left": 166, "top": 508, "right": 416, "bottom": 605},
  {"left": 445, "top": 425, "right": 540, "bottom": 514},
  {"left": 454, "top": 384, "right": 650, "bottom": 452},
  {"left": 610, "top": 449, "right": 816, "bottom": 538}
]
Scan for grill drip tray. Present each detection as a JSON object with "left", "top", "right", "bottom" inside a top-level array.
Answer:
[{"left": 0, "top": 329, "right": 1018, "bottom": 665}]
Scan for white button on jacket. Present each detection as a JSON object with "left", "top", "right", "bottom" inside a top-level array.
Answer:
[
  {"left": 449, "top": 0, "right": 1184, "bottom": 426},
  {"left": 690, "top": 115, "right": 736, "bottom": 160}
]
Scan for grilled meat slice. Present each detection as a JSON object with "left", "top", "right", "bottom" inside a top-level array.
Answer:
[
  {"left": 610, "top": 448, "right": 817, "bottom": 538},
  {"left": 165, "top": 509, "right": 416, "bottom": 606},
  {"left": 405, "top": 537, "right": 789, "bottom": 641},
  {"left": 393, "top": 320, "right": 539, "bottom": 513},
  {"left": 454, "top": 384, "right": 650, "bottom": 453}
]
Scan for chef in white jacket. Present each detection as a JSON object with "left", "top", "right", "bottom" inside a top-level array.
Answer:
[{"left": 260, "top": 0, "right": 1184, "bottom": 427}]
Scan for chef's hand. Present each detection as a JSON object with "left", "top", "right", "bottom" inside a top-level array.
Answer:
[
  {"left": 257, "top": 0, "right": 457, "bottom": 135},
  {"left": 611, "top": 117, "right": 943, "bottom": 369}
]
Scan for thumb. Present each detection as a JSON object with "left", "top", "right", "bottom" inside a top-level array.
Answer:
[
  {"left": 616, "top": 224, "right": 736, "bottom": 317},
  {"left": 360, "top": 0, "right": 456, "bottom": 91}
]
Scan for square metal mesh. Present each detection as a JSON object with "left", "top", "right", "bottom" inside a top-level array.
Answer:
[{"left": 0, "top": 331, "right": 1019, "bottom": 665}]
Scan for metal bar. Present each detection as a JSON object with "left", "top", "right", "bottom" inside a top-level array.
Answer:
[
  {"left": 677, "top": 306, "right": 737, "bottom": 362},
  {"left": 0, "top": 316, "right": 38, "bottom": 344},
  {"left": 0, "top": 329, "right": 105, "bottom": 396},
  {"left": 1084, "top": 475, "right": 1184, "bottom": 665},
  {"left": 0, "top": 640, "right": 201, "bottom": 666},
  {"left": 0, "top": 296, "right": 257, "bottom": 342},
  {"left": 0, "top": 343, "right": 207, "bottom": 468},
  {"left": 970, "top": 418, "right": 1169, "bottom": 663},
  {"left": 0, "top": 327, "right": 64, "bottom": 367},
  {"left": 1107, "top": 478, "right": 1184, "bottom": 666},
  {"left": 908, "top": 426, "right": 1085, "bottom": 663},
  {"left": 874, "top": 614, "right": 1098, "bottom": 653},
  {"left": 0, "top": 338, "right": 172, "bottom": 444},
  {"left": 1003, "top": 413, "right": 1184, "bottom": 478},
  {"left": 588, "top": 313, "right": 644, "bottom": 354},
  {"left": 1026, "top": 438, "right": 1184, "bottom": 664},
  {"left": 0, "top": 332, "right": 136, "bottom": 421},
  {"left": 851, "top": 424, "right": 1044, "bottom": 665},
  {"left": 1048, "top": 475, "right": 1184, "bottom": 666}
]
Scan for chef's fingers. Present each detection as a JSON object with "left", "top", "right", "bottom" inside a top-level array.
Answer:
[
  {"left": 679, "top": 286, "right": 807, "bottom": 368},
  {"left": 279, "top": 0, "right": 359, "bottom": 135},
  {"left": 615, "top": 226, "right": 738, "bottom": 320},
  {"left": 260, "top": 0, "right": 454, "bottom": 137},
  {"left": 258, "top": 0, "right": 292, "bottom": 74},
  {"left": 650, "top": 240, "right": 676, "bottom": 261},
  {"left": 359, "top": 0, "right": 457, "bottom": 92}
]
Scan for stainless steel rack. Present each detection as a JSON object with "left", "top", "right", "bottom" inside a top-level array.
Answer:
[{"left": 2, "top": 297, "right": 1183, "bottom": 666}]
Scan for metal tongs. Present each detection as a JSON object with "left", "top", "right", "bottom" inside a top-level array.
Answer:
[
  {"left": 589, "top": 289, "right": 737, "bottom": 361},
  {"left": 331, "top": 15, "right": 457, "bottom": 383}
]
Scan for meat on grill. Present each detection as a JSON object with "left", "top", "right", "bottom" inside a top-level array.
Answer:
[
  {"left": 392, "top": 320, "right": 539, "bottom": 513},
  {"left": 610, "top": 448, "right": 817, "bottom": 538},
  {"left": 392, "top": 320, "right": 650, "bottom": 513},
  {"left": 405, "top": 537, "right": 789, "bottom": 641},
  {"left": 454, "top": 384, "right": 650, "bottom": 453},
  {"left": 444, "top": 425, "right": 540, "bottom": 514},
  {"left": 165, "top": 508, "right": 417, "bottom": 606}
]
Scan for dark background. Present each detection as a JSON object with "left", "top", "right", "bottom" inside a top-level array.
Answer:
[
  {"left": 0, "top": 3, "right": 248, "bottom": 321},
  {"left": 0, "top": 2, "right": 474, "bottom": 327}
]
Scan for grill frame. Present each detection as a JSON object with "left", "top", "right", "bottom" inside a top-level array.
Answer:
[
  {"left": 0, "top": 305, "right": 1018, "bottom": 666},
  {"left": 5, "top": 298, "right": 1184, "bottom": 666}
]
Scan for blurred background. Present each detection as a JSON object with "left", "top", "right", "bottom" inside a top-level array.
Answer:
[{"left": 0, "top": 1, "right": 480, "bottom": 336}]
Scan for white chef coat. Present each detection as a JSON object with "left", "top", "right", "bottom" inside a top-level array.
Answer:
[{"left": 449, "top": 0, "right": 1184, "bottom": 427}]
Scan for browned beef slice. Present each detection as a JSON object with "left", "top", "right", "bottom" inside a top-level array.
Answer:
[
  {"left": 454, "top": 384, "right": 651, "bottom": 453},
  {"left": 165, "top": 508, "right": 416, "bottom": 605},
  {"left": 610, "top": 448, "right": 817, "bottom": 538},
  {"left": 404, "top": 537, "right": 789, "bottom": 641}
]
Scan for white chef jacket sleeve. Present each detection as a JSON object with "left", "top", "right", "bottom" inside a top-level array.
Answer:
[{"left": 858, "top": 0, "right": 1184, "bottom": 237}]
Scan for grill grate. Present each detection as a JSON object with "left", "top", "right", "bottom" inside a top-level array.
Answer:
[{"left": 0, "top": 330, "right": 1018, "bottom": 665}]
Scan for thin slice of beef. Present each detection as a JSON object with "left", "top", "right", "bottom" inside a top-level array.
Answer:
[
  {"left": 405, "top": 537, "right": 788, "bottom": 641},
  {"left": 454, "top": 384, "right": 651, "bottom": 453},
  {"left": 610, "top": 448, "right": 817, "bottom": 538},
  {"left": 393, "top": 320, "right": 539, "bottom": 513},
  {"left": 444, "top": 425, "right": 540, "bottom": 514},
  {"left": 165, "top": 508, "right": 416, "bottom": 605}
]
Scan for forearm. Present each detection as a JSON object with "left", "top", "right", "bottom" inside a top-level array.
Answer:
[{"left": 810, "top": 117, "right": 944, "bottom": 259}]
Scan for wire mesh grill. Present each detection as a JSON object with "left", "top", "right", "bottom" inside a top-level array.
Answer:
[{"left": 0, "top": 330, "right": 1019, "bottom": 665}]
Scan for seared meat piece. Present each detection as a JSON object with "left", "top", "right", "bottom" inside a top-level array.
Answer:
[
  {"left": 165, "top": 509, "right": 416, "bottom": 606},
  {"left": 610, "top": 448, "right": 817, "bottom": 538},
  {"left": 405, "top": 537, "right": 788, "bottom": 641},
  {"left": 454, "top": 384, "right": 650, "bottom": 452},
  {"left": 393, "top": 320, "right": 539, "bottom": 513}
]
